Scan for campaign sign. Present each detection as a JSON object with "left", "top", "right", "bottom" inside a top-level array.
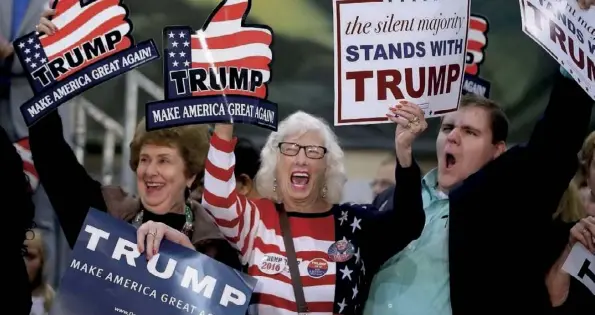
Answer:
[
  {"left": 145, "top": 0, "right": 278, "bottom": 132},
  {"left": 50, "top": 209, "right": 256, "bottom": 315},
  {"left": 562, "top": 243, "right": 595, "bottom": 295},
  {"left": 333, "top": 0, "right": 470, "bottom": 126},
  {"left": 462, "top": 15, "right": 491, "bottom": 97},
  {"left": 520, "top": 0, "right": 595, "bottom": 100},
  {"left": 14, "top": 0, "right": 160, "bottom": 127}
]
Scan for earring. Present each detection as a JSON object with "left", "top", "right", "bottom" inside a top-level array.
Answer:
[
  {"left": 322, "top": 185, "right": 328, "bottom": 199},
  {"left": 273, "top": 178, "right": 277, "bottom": 192}
]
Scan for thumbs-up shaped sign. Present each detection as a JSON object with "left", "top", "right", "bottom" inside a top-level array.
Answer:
[
  {"left": 14, "top": 0, "right": 159, "bottom": 127},
  {"left": 146, "top": 0, "right": 278, "bottom": 132}
]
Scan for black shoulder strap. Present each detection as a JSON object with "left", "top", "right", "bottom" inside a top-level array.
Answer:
[{"left": 276, "top": 203, "right": 309, "bottom": 314}]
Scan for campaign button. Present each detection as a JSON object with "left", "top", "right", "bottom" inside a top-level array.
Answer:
[
  {"left": 258, "top": 253, "right": 286, "bottom": 275},
  {"left": 327, "top": 239, "right": 355, "bottom": 262},
  {"left": 307, "top": 258, "right": 329, "bottom": 278}
]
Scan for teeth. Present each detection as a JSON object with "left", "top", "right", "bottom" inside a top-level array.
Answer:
[
  {"left": 292, "top": 172, "right": 309, "bottom": 178},
  {"left": 146, "top": 182, "right": 164, "bottom": 187}
]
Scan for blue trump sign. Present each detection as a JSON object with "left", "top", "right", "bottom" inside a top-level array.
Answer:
[{"left": 51, "top": 209, "right": 256, "bottom": 315}]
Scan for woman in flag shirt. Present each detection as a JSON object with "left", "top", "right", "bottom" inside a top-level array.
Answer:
[{"left": 198, "top": 107, "right": 425, "bottom": 315}]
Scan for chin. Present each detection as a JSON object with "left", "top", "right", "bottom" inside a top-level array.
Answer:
[{"left": 140, "top": 197, "right": 169, "bottom": 214}]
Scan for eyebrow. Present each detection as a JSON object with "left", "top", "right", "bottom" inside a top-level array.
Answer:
[{"left": 441, "top": 122, "right": 482, "bottom": 133}]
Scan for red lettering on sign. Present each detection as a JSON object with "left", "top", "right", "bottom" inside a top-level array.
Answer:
[{"left": 345, "top": 65, "right": 460, "bottom": 102}]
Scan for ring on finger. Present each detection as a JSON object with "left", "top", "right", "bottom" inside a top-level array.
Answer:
[
  {"left": 412, "top": 116, "right": 420, "bottom": 123},
  {"left": 148, "top": 230, "right": 157, "bottom": 237}
]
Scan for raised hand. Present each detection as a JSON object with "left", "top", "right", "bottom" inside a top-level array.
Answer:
[
  {"left": 578, "top": 0, "right": 595, "bottom": 10},
  {"left": 386, "top": 100, "right": 427, "bottom": 167},
  {"left": 36, "top": 9, "right": 57, "bottom": 35}
]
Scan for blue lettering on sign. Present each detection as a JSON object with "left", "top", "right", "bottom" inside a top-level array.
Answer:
[
  {"left": 19, "top": 40, "right": 159, "bottom": 127},
  {"left": 53, "top": 209, "right": 256, "bottom": 315},
  {"left": 145, "top": 95, "right": 278, "bottom": 131}
]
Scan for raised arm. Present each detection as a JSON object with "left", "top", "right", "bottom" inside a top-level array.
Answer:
[
  {"left": 527, "top": 73, "right": 593, "bottom": 179},
  {"left": 364, "top": 160, "right": 425, "bottom": 268},
  {"left": 363, "top": 101, "right": 427, "bottom": 267},
  {"left": 202, "top": 124, "right": 261, "bottom": 264},
  {"left": 29, "top": 111, "right": 107, "bottom": 247}
]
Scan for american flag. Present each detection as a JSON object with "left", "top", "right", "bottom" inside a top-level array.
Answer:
[
  {"left": 165, "top": 0, "right": 272, "bottom": 99},
  {"left": 14, "top": 0, "right": 132, "bottom": 93},
  {"left": 13, "top": 138, "right": 39, "bottom": 192},
  {"left": 465, "top": 15, "right": 489, "bottom": 76}
]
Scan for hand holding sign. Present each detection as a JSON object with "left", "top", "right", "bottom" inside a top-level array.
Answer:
[
  {"left": 145, "top": 0, "right": 278, "bottom": 131},
  {"left": 570, "top": 216, "right": 595, "bottom": 253},
  {"left": 14, "top": 0, "right": 159, "bottom": 126}
]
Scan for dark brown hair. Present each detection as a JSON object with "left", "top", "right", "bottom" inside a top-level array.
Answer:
[
  {"left": 458, "top": 94, "right": 509, "bottom": 144},
  {"left": 129, "top": 118, "right": 210, "bottom": 190}
]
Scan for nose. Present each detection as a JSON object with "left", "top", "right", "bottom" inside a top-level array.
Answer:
[
  {"left": 294, "top": 148, "right": 308, "bottom": 165},
  {"left": 145, "top": 160, "right": 159, "bottom": 176},
  {"left": 446, "top": 127, "right": 461, "bottom": 144}
]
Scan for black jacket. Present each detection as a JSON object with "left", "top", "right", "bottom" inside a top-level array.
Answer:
[
  {"left": 1, "top": 125, "right": 35, "bottom": 315},
  {"left": 376, "top": 73, "right": 593, "bottom": 314}
]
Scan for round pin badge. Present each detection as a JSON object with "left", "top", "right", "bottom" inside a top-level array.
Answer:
[
  {"left": 307, "top": 258, "right": 329, "bottom": 278},
  {"left": 258, "top": 253, "right": 287, "bottom": 275},
  {"left": 327, "top": 239, "right": 355, "bottom": 262}
]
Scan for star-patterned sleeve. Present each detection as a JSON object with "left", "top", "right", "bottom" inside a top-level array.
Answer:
[{"left": 362, "top": 160, "right": 425, "bottom": 270}]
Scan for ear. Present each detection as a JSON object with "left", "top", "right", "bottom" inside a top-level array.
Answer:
[
  {"left": 493, "top": 141, "right": 507, "bottom": 158},
  {"left": 186, "top": 173, "right": 197, "bottom": 189}
]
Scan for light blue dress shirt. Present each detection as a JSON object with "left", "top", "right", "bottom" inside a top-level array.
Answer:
[{"left": 364, "top": 168, "right": 452, "bottom": 315}]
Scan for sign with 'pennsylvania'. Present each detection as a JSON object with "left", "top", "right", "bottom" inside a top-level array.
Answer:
[
  {"left": 145, "top": 0, "right": 278, "bottom": 131},
  {"left": 50, "top": 209, "right": 256, "bottom": 315},
  {"left": 15, "top": 0, "right": 159, "bottom": 126}
]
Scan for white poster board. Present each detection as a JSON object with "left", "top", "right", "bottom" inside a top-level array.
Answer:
[
  {"left": 333, "top": 0, "right": 470, "bottom": 126},
  {"left": 520, "top": 0, "right": 595, "bottom": 100},
  {"left": 562, "top": 243, "right": 595, "bottom": 295}
]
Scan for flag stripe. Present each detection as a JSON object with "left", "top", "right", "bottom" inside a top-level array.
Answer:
[
  {"left": 191, "top": 31, "right": 271, "bottom": 50},
  {"left": 210, "top": 1, "right": 249, "bottom": 22}
]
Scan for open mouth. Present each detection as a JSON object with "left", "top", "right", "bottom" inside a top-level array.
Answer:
[
  {"left": 445, "top": 153, "right": 456, "bottom": 169},
  {"left": 291, "top": 172, "right": 310, "bottom": 187},
  {"left": 146, "top": 182, "right": 165, "bottom": 193}
]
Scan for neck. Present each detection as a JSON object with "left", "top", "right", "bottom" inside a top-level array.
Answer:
[
  {"left": 144, "top": 199, "right": 186, "bottom": 215},
  {"left": 283, "top": 198, "right": 332, "bottom": 213}
]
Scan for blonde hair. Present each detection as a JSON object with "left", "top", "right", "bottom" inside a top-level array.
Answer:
[
  {"left": 553, "top": 181, "right": 586, "bottom": 223},
  {"left": 577, "top": 131, "right": 595, "bottom": 187},
  {"left": 255, "top": 111, "right": 347, "bottom": 204},
  {"left": 26, "top": 229, "right": 55, "bottom": 312}
]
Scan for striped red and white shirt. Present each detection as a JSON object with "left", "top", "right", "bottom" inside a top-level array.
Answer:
[{"left": 203, "top": 133, "right": 424, "bottom": 315}]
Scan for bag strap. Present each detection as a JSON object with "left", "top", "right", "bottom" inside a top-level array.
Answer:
[{"left": 276, "top": 203, "right": 309, "bottom": 314}]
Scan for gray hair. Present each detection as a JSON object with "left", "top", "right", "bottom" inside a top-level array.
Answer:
[{"left": 255, "top": 111, "right": 347, "bottom": 204}]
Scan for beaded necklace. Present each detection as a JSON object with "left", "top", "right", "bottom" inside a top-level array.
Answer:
[{"left": 132, "top": 204, "right": 194, "bottom": 237}]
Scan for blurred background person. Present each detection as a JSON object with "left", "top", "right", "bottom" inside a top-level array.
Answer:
[
  {"left": 1, "top": 123, "right": 36, "bottom": 314},
  {"left": 25, "top": 229, "right": 55, "bottom": 315},
  {"left": 2, "top": 1, "right": 72, "bottom": 288},
  {"left": 371, "top": 155, "right": 397, "bottom": 199},
  {"left": 234, "top": 137, "right": 262, "bottom": 199},
  {"left": 577, "top": 131, "right": 595, "bottom": 216}
]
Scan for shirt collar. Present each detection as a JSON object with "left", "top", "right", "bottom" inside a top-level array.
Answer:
[{"left": 422, "top": 168, "right": 448, "bottom": 200}]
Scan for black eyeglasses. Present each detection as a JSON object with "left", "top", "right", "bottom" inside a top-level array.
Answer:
[{"left": 278, "top": 142, "right": 327, "bottom": 159}]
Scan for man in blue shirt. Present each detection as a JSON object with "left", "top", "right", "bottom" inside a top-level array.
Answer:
[{"left": 366, "top": 26, "right": 595, "bottom": 315}]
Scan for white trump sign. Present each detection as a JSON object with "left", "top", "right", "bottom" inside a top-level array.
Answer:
[
  {"left": 520, "top": 0, "right": 595, "bottom": 100},
  {"left": 333, "top": 0, "right": 470, "bottom": 126}
]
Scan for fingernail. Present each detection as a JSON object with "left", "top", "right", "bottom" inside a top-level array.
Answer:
[
  {"left": 399, "top": 100, "right": 407, "bottom": 104},
  {"left": 396, "top": 104, "right": 402, "bottom": 108},
  {"left": 153, "top": 248, "right": 157, "bottom": 255}
]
